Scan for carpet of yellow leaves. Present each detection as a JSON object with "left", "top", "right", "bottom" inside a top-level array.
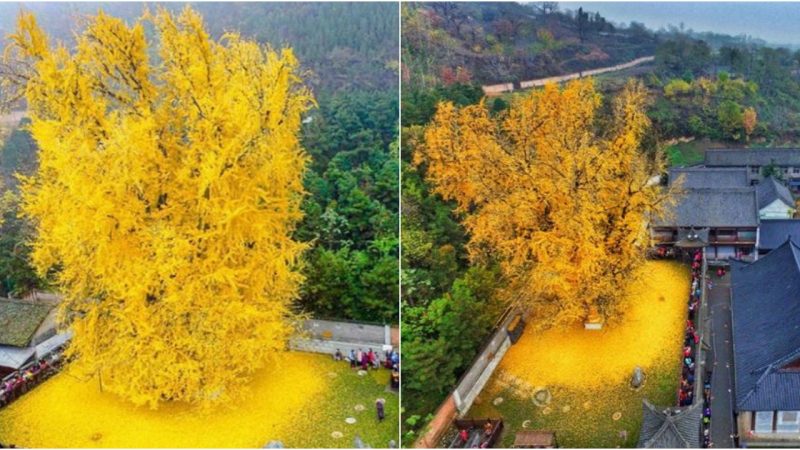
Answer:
[
  {"left": 467, "top": 260, "right": 689, "bottom": 447},
  {"left": 0, "top": 352, "right": 326, "bottom": 447},
  {"left": 501, "top": 260, "right": 689, "bottom": 389}
]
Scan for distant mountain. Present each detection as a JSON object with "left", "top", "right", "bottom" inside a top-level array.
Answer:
[{"left": 0, "top": 2, "right": 398, "bottom": 94}]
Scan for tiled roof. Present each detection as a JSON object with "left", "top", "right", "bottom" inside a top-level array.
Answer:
[
  {"left": 756, "top": 177, "right": 795, "bottom": 209},
  {"left": 654, "top": 188, "right": 758, "bottom": 228},
  {"left": 668, "top": 167, "right": 749, "bottom": 189},
  {"left": 0, "top": 298, "right": 54, "bottom": 348},
  {"left": 638, "top": 400, "right": 702, "bottom": 448},
  {"left": 758, "top": 220, "right": 800, "bottom": 251},
  {"left": 705, "top": 148, "right": 800, "bottom": 166},
  {"left": 731, "top": 239, "right": 800, "bottom": 411}
]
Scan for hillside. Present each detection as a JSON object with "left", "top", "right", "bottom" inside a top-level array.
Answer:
[
  {"left": 402, "top": 2, "right": 657, "bottom": 88},
  {"left": 0, "top": 2, "right": 398, "bottom": 94}
]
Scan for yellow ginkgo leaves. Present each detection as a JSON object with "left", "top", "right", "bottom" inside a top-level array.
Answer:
[
  {"left": 416, "top": 79, "right": 677, "bottom": 325},
  {"left": 2, "top": 8, "right": 313, "bottom": 407}
]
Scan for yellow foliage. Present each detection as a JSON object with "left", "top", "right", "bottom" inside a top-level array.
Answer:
[
  {"left": 469, "top": 261, "right": 689, "bottom": 447},
  {"left": 2, "top": 8, "right": 313, "bottom": 407},
  {"left": 416, "top": 79, "right": 676, "bottom": 324},
  {"left": 499, "top": 261, "right": 689, "bottom": 388},
  {"left": 0, "top": 353, "right": 325, "bottom": 447},
  {"left": 743, "top": 107, "right": 757, "bottom": 140}
]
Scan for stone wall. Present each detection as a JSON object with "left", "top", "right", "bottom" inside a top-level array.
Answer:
[
  {"left": 414, "top": 308, "right": 522, "bottom": 448},
  {"left": 482, "top": 56, "right": 655, "bottom": 96},
  {"left": 290, "top": 319, "right": 397, "bottom": 357}
]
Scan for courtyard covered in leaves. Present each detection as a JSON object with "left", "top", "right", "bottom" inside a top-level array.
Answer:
[
  {"left": 0, "top": 352, "right": 398, "bottom": 448},
  {"left": 465, "top": 260, "right": 690, "bottom": 447}
]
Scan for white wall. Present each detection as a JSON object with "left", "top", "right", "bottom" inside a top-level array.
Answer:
[{"left": 760, "top": 199, "right": 795, "bottom": 219}]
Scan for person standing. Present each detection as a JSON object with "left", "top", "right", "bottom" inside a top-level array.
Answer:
[{"left": 376, "top": 399, "right": 385, "bottom": 421}]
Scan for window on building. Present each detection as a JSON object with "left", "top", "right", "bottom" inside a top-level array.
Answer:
[
  {"left": 793, "top": 166, "right": 800, "bottom": 175},
  {"left": 777, "top": 411, "right": 800, "bottom": 433},
  {"left": 755, "top": 411, "right": 775, "bottom": 433},
  {"left": 751, "top": 166, "right": 760, "bottom": 175}
]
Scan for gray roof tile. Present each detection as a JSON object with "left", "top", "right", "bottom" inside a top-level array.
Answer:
[
  {"left": 654, "top": 188, "right": 758, "bottom": 228},
  {"left": 669, "top": 167, "right": 749, "bottom": 189},
  {"left": 759, "top": 220, "right": 800, "bottom": 251},
  {"left": 638, "top": 400, "right": 702, "bottom": 448},
  {"left": 731, "top": 239, "right": 800, "bottom": 411},
  {"left": 706, "top": 148, "right": 800, "bottom": 166},
  {"left": 756, "top": 177, "right": 795, "bottom": 209}
]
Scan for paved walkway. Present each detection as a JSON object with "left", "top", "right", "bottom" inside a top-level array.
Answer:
[{"left": 707, "top": 272, "right": 736, "bottom": 448}]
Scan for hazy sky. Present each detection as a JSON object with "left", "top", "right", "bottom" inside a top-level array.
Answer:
[{"left": 561, "top": 2, "right": 800, "bottom": 46}]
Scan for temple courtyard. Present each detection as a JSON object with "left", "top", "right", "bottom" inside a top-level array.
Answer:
[
  {"left": 0, "top": 352, "right": 398, "bottom": 448},
  {"left": 466, "top": 260, "right": 690, "bottom": 447}
]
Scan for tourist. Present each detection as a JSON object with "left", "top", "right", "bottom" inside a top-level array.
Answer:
[
  {"left": 361, "top": 351, "right": 369, "bottom": 371},
  {"left": 372, "top": 354, "right": 381, "bottom": 369},
  {"left": 356, "top": 349, "right": 363, "bottom": 366},
  {"left": 349, "top": 349, "right": 357, "bottom": 368},
  {"left": 684, "top": 346, "right": 692, "bottom": 357},
  {"left": 376, "top": 399, "right": 385, "bottom": 422},
  {"left": 483, "top": 420, "right": 493, "bottom": 436},
  {"left": 367, "top": 348, "right": 376, "bottom": 368},
  {"left": 334, "top": 348, "right": 343, "bottom": 361},
  {"left": 459, "top": 429, "right": 469, "bottom": 444}
]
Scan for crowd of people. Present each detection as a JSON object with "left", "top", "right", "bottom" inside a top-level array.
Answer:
[
  {"left": 683, "top": 250, "right": 716, "bottom": 448},
  {"left": 333, "top": 347, "right": 400, "bottom": 421},
  {"left": 679, "top": 250, "right": 703, "bottom": 408},
  {"left": 0, "top": 351, "right": 62, "bottom": 409}
]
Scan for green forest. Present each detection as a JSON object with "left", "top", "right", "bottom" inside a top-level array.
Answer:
[
  {"left": 0, "top": 3, "right": 399, "bottom": 323},
  {"left": 401, "top": 2, "right": 800, "bottom": 444}
]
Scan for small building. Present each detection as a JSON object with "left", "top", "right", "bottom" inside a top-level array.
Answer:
[
  {"left": 704, "top": 148, "right": 800, "bottom": 190},
  {"left": 756, "top": 177, "right": 796, "bottom": 219},
  {"left": 637, "top": 400, "right": 702, "bottom": 448},
  {"left": 0, "top": 298, "right": 59, "bottom": 377},
  {"left": 757, "top": 220, "right": 800, "bottom": 255},
  {"left": 651, "top": 188, "right": 758, "bottom": 261},
  {"left": 731, "top": 239, "right": 800, "bottom": 446}
]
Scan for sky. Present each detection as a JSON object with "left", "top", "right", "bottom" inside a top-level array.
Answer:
[{"left": 561, "top": 2, "right": 800, "bottom": 46}]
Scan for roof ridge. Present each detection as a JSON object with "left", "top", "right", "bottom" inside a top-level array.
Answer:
[{"left": 791, "top": 239, "right": 800, "bottom": 273}]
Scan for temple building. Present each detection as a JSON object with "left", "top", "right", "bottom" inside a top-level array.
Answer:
[
  {"left": 637, "top": 400, "right": 702, "bottom": 448},
  {"left": 652, "top": 164, "right": 797, "bottom": 261},
  {"left": 758, "top": 219, "right": 800, "bottom": 255},
  {"left": 731, "top": 239, "right": 800, "bottom": 446},
  {"left": 704, "top": 148, "right": 800, "bottom": 191},
  {"left": 757, "top": 177, "right": 796, "bottom": 219},
  {"left": 0, "top": 298, "right": 65, "bottom": 377}
]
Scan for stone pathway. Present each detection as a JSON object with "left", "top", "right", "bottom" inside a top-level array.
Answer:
[{"left": 708, "top": 272, "right": 735, "bottom": 448}]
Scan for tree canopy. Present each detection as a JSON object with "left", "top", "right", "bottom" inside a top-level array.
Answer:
[
  {"left": 416, "top": 79, "right": 675, "bottom": 325},
  {"left": 2, "top": 8, "right": 312, "bottom": 407}
]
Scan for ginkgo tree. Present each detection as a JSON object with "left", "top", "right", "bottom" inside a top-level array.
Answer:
[
  {"left": 0, "top": 8, "right": 314, "bottom": 407},
  {"left": 416, "top": 79, "right": 677, "bottom": 327}
]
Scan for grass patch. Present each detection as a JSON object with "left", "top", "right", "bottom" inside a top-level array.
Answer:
[
  {"left": 465, "top": 261, "right": 689, "bottom": 448},
  {"left": 665, "top": 141, "right": 706, "bottom": 167},
  {"left": 0, "top": 352, "right": 398, "bottom": 448}
]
